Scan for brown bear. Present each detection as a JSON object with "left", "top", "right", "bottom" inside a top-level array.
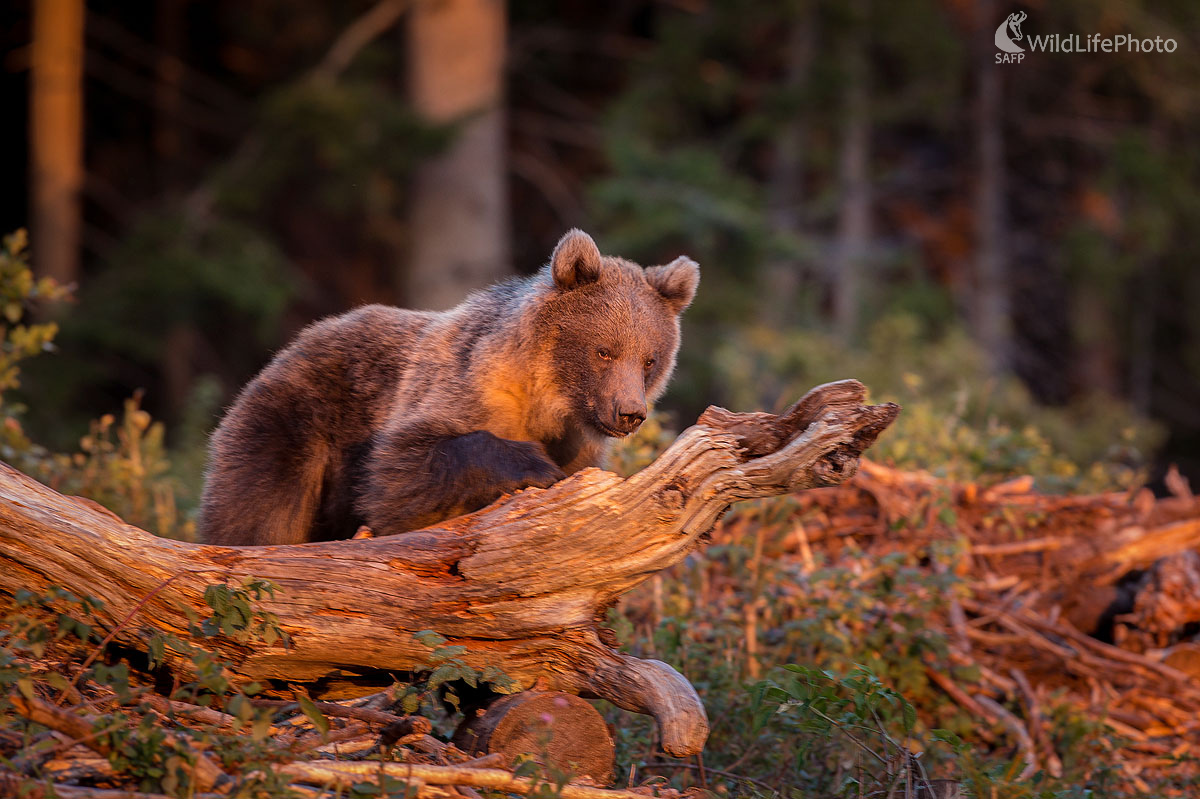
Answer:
[{"left": 197, "top": 229, "right": 699, "bottom": 545}]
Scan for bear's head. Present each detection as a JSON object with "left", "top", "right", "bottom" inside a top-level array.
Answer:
[{"left": 538, "top": 229, "right": 699, "bottom": 439}]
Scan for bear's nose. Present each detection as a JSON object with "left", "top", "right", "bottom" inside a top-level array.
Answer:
[{"left": 616, "top": 408, "right": 646, "bottom": 433}]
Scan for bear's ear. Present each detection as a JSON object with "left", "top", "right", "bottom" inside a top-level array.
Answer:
[
  {"left": 645, "top": 256, "right": 700, "bottom": 313},
  {"left": 551, "top": 229, "right": 603, "bottom": 290}
]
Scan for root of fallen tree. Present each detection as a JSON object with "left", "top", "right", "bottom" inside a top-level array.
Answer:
[{"left": 0, "top": 379, "right": 899, "bottom": 758}]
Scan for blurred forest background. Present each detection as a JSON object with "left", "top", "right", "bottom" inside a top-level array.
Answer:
[
  {"left": 4, "top": 2, "right": 1200, "bottom": 796},
  {"left": 2, "top": 0, "right": 1199, "bottom": 513}
]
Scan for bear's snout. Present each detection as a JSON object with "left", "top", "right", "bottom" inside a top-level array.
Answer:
[
  {"left": 610, "top": 401, "right": 646, "bottom": 435},
  {"left": 619, "top": 405, "right": 648, "bottom": 436}
]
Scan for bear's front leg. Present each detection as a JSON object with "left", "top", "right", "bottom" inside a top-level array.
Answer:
[{"left": 360, "top": 429, "right": 567, "bottom": 535}]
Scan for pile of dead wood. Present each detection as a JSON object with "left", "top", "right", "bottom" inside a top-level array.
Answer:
[
  {"left": 775, "top": 460, "right": 1200, "bottom": 791},
  {"left": 3, "top": 685, "right": 681, "bottom": 799}
]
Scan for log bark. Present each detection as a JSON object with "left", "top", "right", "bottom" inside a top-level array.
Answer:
[{"left": 0, "top": 379, "right": 898, "bottom": 757}]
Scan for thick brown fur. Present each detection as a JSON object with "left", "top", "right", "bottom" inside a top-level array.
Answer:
[{"left": 198, "top": 230, "right": 699, "bottom": 545}]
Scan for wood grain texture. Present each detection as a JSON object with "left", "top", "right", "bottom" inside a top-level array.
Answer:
[
  {"left": 453, "top": 692, "right": 614, "bottom": 783},
  {"left": 0, "top": 379, "right": 898, "bottom": 756}
]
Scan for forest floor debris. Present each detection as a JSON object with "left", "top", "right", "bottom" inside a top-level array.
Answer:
[{"left": 698, "top": 459, "right": 1200, "bottom": 793}]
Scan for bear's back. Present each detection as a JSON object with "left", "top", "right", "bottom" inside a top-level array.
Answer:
[{"left": 246, "top": 304, "right": 439, "bottom": 445}]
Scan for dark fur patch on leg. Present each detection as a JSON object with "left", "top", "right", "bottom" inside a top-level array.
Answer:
[{"left": 358, "top": 429, "right": 566, "bottom": 534}]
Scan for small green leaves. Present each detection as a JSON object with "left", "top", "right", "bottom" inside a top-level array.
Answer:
[
  {"left": 348, "top": 774, "right": 417, "bottom": 798},
  {"left": 931, "top": 728, "right": 966, "bottom": 751},
  {"left": 430, "top": 644, "right": 467, "bottom": 660},
  {"left": 146, "top": 635, "right": 165, "bottom": 670},
  {"left": 56, "top": 613, "right": 93, "bottom": 642},
  {"left": 225, "top": 692, "right": 275, "bottom": 742},
  {"left": 396, "top": 631, "right": 521, "bottom": 719},
  {"left": 296, "top": 694, "right": 330, "bottom": 736},
  {"left": 399, "top": 690, "right": 420, "bottom": 715},
  {"left": 44, "top": 671, "right": 71, "bottom": 693},
  {"left": 197, "top": 578, "right": 288, "bottom": 647},
  {"left": 480, "top": 664, "right": 519, "bottom": 694},
  {"left": 425, "top": 663, "right": 462, "bottom": 692},
  {"left": 413, "top": 629, "right": 446, "bottom": 648},
  {"left": 92, "top": 662, "right": 134, "bottom": 704}
]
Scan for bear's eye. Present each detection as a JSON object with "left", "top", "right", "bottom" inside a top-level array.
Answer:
[
  {"left": 597, "top": 347, "right": 613, "bottom": 361},
  {"left": 644, "top": 357, "right": 656, "bottom": 370}
]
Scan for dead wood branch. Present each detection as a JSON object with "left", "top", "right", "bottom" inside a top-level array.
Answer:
[
  {"left": 276, "top": 761, "right": 651, "bottom": 799},
  {"left": 779, "top": 457, "right": 1200, "bottom": 787},
  {"left": 9, "top": 694, "right": 226, "bottom": 792}
]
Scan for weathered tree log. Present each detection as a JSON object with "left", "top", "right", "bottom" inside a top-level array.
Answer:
[{"left": 0, "top": 379, "right": 898, "bottom": 757}]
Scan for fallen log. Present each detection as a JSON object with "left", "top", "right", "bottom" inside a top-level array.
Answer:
[{"left": 0, "top": 379, "right": 898, "bottom": 757}]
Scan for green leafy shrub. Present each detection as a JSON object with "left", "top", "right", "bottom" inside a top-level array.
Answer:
[
  {"left": 0, "top": 582, "right": 290, "bottom": 796},
  {"left": 17, "top": 212, "right": 294, "bottom": 453},
  {"left": 610, "top": 540, "right": 965, "bottom": 750},
  {"left": 615, "top": 310, "right": 1161, "bottom": 494},
  {"left": 32, "top": 393, "right": 193, "bottom": 539},
  {"left": 393, "top": 630, "right": 520, "bottom": 729},
  {"left": 713, "top": 313, "right": 1164, "bottom": 492},
  {"left": 0, "top": 230, "right": 71, "bottom": 463},
  {"left": 0, "top": 230, "right": 195, "bottom": 539},
  {"left": 752, "top": 665, "right": 931, "bottom": 798}
]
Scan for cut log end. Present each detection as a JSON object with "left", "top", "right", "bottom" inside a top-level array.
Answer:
[{"left": 453, "top": 692, "right": 615, "bottom": 784}]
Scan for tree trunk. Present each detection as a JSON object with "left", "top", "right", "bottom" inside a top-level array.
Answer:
[
  {"left": 30, "top": 0, "right": 85, "bottom": 285},
  {"left": 0, "top": 380, "right": 898, "bottom": 757},
  {"left": 973, "top": 0, "right": 1011, "bottom": 374},
  {"left": 405, "top": 0, "right": 510, "bottom": 309},
  {"left": 830, "top": 0, "right": 871, "bottom": 343},
  {"left": 763, "top": 8, "right": 814, "bottom": 326}
]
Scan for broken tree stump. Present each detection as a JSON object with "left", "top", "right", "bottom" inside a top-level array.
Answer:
[{"left": 0, "top": 379, "right": 898, "bottom": 757}]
